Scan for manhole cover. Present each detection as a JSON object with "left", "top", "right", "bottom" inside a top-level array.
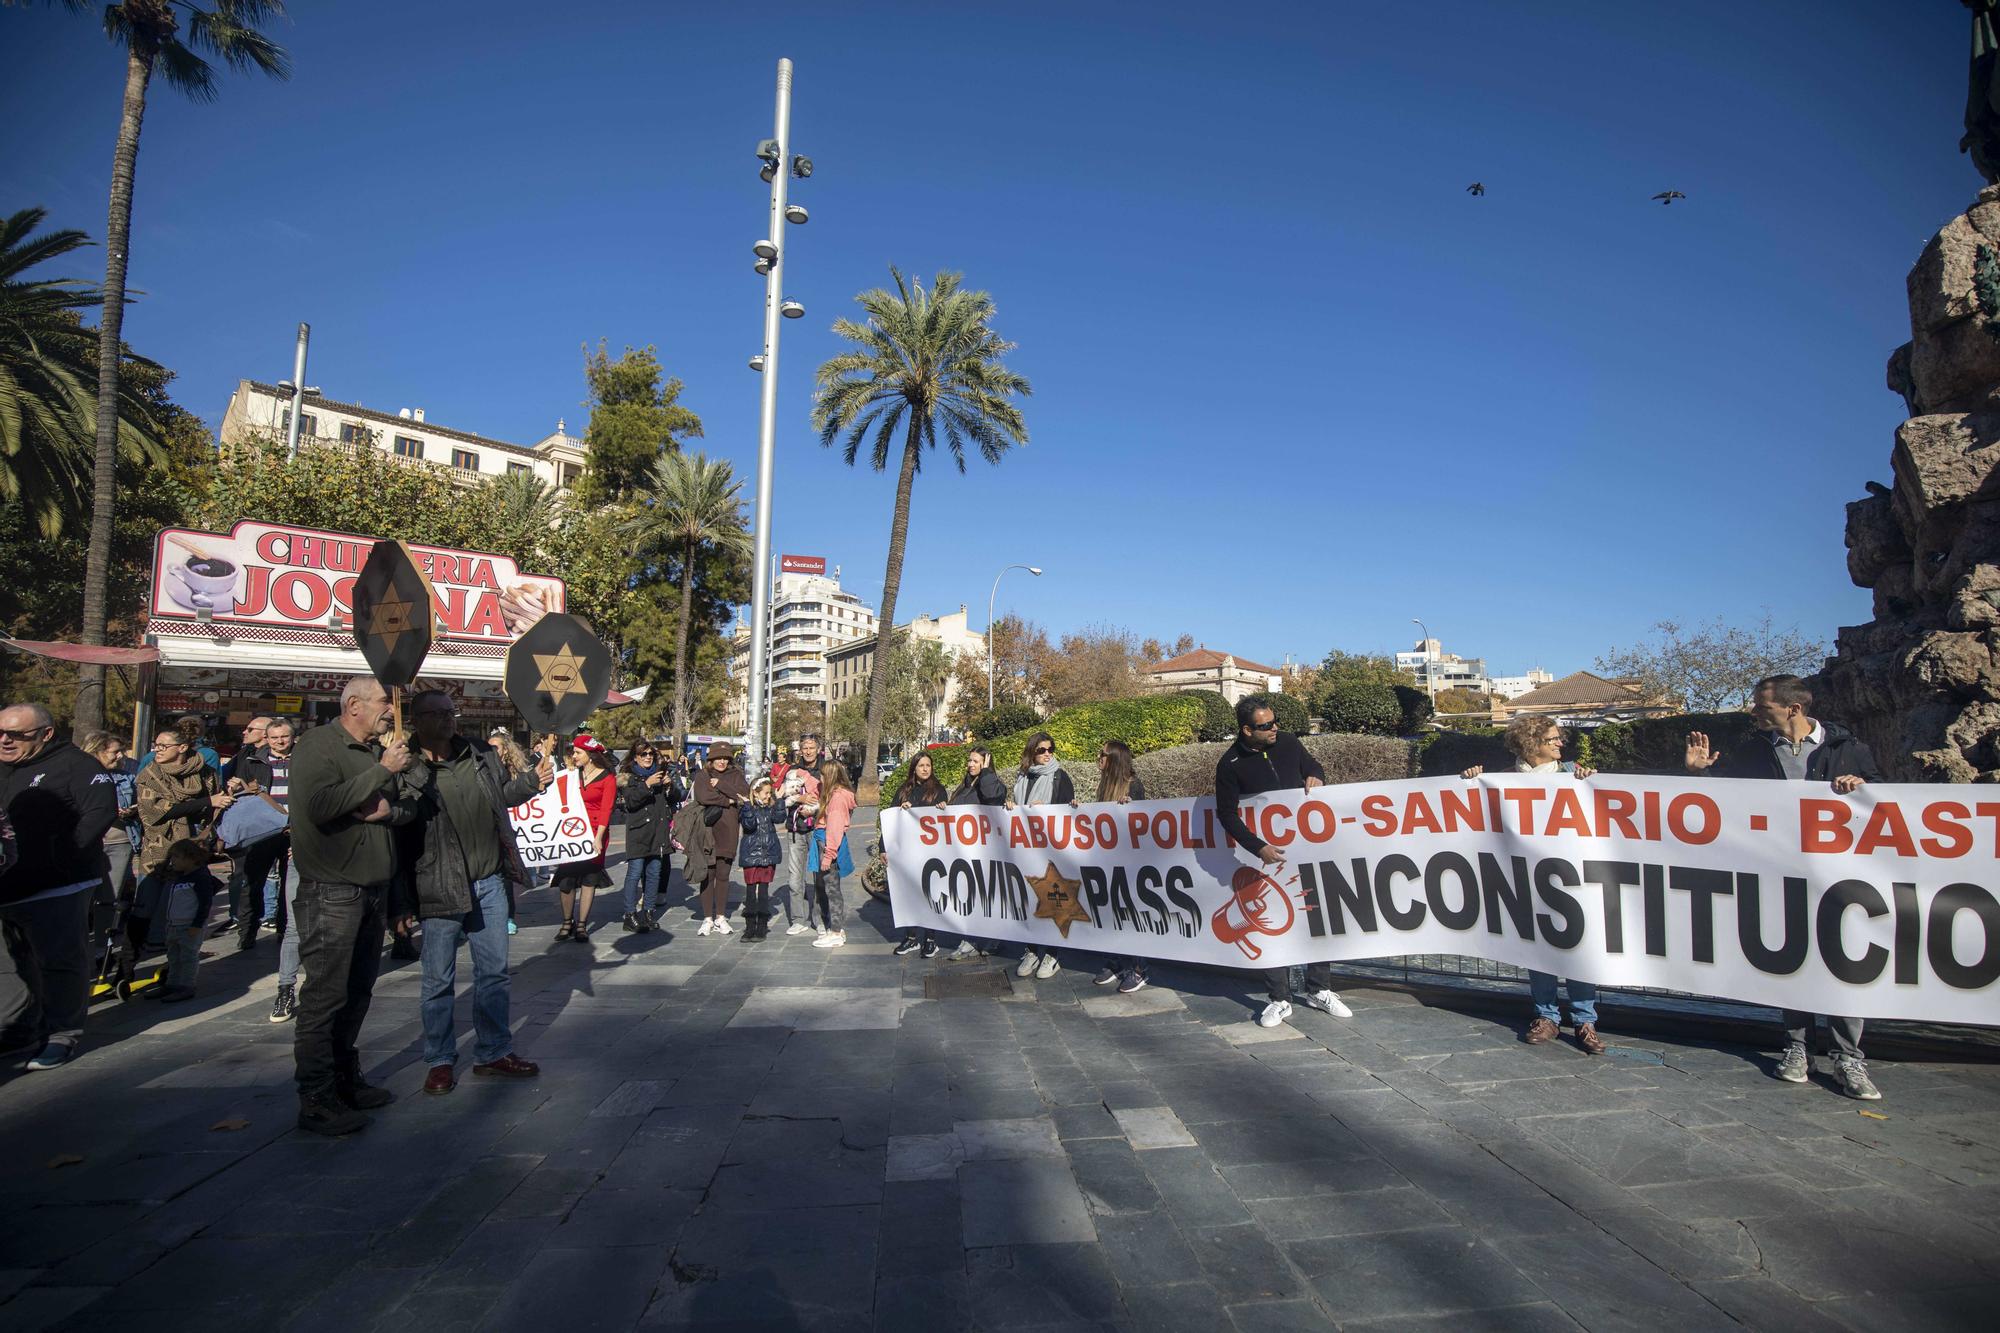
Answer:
[{"left": 924, "top": 969, "right": 1015, "bottom": 1000}]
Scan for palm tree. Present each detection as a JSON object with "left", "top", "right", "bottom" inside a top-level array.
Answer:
[
  {"left": 48, "top": 0, "right": 290, "bottom": 733},
  {"left": 812, "top": 268, "right": 1030, "bottom": 795},
  {"left": 621, "top": 451, "right": 750, "bottom": 749},
  {"left": 484, "top": 467, "right": 557, "bottom": 563},
  {"left": 0, "top": 208, "right": 161, "bottom": 539},
  {"left": 908, "top": 638, "right": 954, "bottom": 741}
]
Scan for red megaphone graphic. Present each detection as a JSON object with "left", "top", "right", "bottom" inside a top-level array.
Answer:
[{"left": 1211, "top": 866, "right": 1296, "bottom": 960}]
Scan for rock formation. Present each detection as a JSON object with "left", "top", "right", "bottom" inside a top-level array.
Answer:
[{"left": 1816, "top": 186, "right": 2000, "bottom": 781}]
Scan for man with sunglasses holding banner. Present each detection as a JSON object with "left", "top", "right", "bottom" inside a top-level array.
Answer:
[{"left": 1213, "top": 697, "right": 1355, "bottom": 1029}]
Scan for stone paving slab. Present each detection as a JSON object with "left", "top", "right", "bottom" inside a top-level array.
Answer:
[{"left": 1, "top": 856, "right": 1997, "bottom": 1329}]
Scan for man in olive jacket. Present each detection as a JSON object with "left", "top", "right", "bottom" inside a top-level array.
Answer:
[
  {"left": 395, "top": 689, "right": 551, "bottom": 1095},
  {"left": 287, "top": 678, "right": 416, "bottom": 1136}
]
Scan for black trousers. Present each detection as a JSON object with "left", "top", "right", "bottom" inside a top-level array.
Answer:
[
  {"left": 292, "top": 878, "right": 386, "bottom": 1098},
  {"left": 230, "top": 839, "right": 290, "bottom": 939},
  {"left": 1265, "top": 963, "right": 1333, "bottom": 1002}
]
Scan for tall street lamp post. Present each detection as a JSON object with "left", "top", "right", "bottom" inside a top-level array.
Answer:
[
  {"left": 989, "top": 564, "right": 1043, "bottom": 710},
  {"left": 744, "top": 57, "right": 812, "bottom": 774}
]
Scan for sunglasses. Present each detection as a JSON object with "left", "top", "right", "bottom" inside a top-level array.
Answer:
[
  {"left": 1250, "top": 720, "right": 1278, "bottom": 731},
  {"left": 1034, "top": 745, "right": 1054, "bottom": 755},
  {"left": 0, "top": 727, "right": 49, "bottom": 743}
]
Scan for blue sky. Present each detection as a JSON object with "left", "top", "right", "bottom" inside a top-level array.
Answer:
[{"left": 3, "top": 2, "right": 1976, "bottom": 677}]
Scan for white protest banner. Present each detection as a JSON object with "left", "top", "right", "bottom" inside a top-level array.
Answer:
[
  {"left": 508, "top": 769, "right": 601, "bottom": 867},
  {"left": 882, "top": 775, "right": 2000, "bottom": 1025}
]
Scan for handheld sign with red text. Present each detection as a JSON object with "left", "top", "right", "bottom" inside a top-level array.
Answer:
[
  {"left": 507, "top": 769, "right": 602, "bottom": 866},
  {"left": 350, "top": 540, "right": 435, "bottom": 689}
]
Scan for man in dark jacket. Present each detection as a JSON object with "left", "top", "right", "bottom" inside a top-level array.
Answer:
[
  {"left": 1686, "top": 674, "right": 1886, "bottom": 1100},
  {"left": 1213, "top": 697, "right": 1353, "bottom": 1030},
  {"left": 0, "top": 702, "right": 118, "bottom": 1070},
  {"left": 396, "top": 690, "right": 550, "bottom": 1095},
  {"left": 288, "top": 678, "right": 417, "bottom": 1135}
]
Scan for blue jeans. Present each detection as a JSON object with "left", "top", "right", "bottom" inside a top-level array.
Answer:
[
  {"left": 420, "top": 874, "right": 512, "bottom": 1068},
  {"left": 278, "top": 863, "right": 302, "bottom": 987},
  {"left": 622, "top": 856, "right": 662, "bottom": 913},
  {"left": 1530, "top": 970, "right": 1597, "bottom": 1026}
]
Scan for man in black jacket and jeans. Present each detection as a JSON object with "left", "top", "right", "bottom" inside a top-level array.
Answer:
[
  {"left": 288, "top": 678, "right": 417, "bottom": 1135},
  {"left": 0, "top": 703, "right": 119, "bottom": 1070},
  {"left": 1214, "top": 698, "right": 1353, "bottom": 1029},
  {"left": 396, "top": 690, "right": 550, "bottom": 1095},
  {"left": 1687, "top": 674, "right": 1886, "bottom": 1101}
]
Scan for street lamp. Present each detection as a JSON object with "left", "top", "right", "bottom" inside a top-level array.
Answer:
[
  {"left": 1410, "top": 617, "right": 1436, "bottom": 709},
  {"left": 988, "top": 563, "right": 1044, "bottom": 710},
  {"left": 742, "top": 57, "right": 810, "bottom": 776}
]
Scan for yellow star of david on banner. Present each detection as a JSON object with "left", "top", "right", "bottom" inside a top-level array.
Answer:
[
  {"left": 1029, "top": 862, "right": 1091, "bottom": 937},
  {"left": 534, "top": 642, "right": 590, "bottom": 701}
]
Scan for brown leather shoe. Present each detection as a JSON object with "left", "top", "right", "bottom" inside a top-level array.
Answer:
[
  {"left": 423, "top": 1064, "right": 456, "bottom": 1096},
  {"left": 473, "top": 1053, "right": 540, "bottom": 1079},
  {"left": 1524, "top": 1017, "right": 1559, "bottom": 1044},
  {"left": 1574, "top": 1023, "right": 1606, "bottom": 1055}
]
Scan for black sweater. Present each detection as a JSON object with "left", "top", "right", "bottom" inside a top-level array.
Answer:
[
  {"left": 0, "top": 739, "right": 117, "bottom": 902},
  {"left": 1710, "top": 719, "right": 1883, "bottom": 784},
  {"left": 1214, "top": 733, "right": 1324, "bottom": 855}
]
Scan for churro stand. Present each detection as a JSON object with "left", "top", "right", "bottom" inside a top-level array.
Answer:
[{"left": 142, "top": 520, "right": 568, "bottom": 744}]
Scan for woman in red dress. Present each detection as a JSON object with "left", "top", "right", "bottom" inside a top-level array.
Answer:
[{"left": 553, "top": 735, "right": 618, "bottom": 942}]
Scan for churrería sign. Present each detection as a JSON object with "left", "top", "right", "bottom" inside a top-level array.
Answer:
[
  {"left": 151, "top": 521, "right": 565, "bottom": 642},
  {"left": 883, "top": 775, "right": 2000, "bottom": 1025}
]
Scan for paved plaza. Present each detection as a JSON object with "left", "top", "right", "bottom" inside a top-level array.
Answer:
[{"left": 1, "top": 830, "right": 1997, "bottom": 1331}]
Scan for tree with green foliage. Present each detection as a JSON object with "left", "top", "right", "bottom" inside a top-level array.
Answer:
[
  {"left": 42, "top": 0, "right": 291, "bottom": 734},
  {"left": 0, "top": 208, "right": 165, "bottom": 538},
  {"left": 906, "top": 637, "right": 955, "bottom": 741},
  {"left": 1318, "top": 649, "right": 1415, "bottom": 691},
  {"left": 576, "top": 342, "right": 703, "bottom": 506},
  {"left": 972, "top": 700, "right": 1041, "bottom": 741},
  {"left": 0, "top": 352, "right": 208, "bottom": 725},
  {"left": 621, "top": 451, "right": 750, "bottom": 749},
  {"left": 813, "top": 268, "right": 1031, "bottom": 794}
]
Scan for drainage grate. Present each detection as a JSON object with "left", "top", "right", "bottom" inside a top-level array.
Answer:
[{"left": 924, "top": 968, "right": 1015, "bottom": 999}]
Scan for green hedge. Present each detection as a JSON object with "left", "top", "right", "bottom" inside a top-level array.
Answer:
[
  {"left": 1414, "top": 727, "right": 1512, "bottom": 776},
  {"left": 881, "top": 693, "right": 1209, "bottom": 804},
  {"left": 1137, "top": 734, "right": 1416, "bottom": 799},
  {"left": 1317, "top": 682, "right": 1403, "bottom": 736},
  {"left": 1579, "top": 712, "right": 1758, "bottom": 774},
  {"left": 972, "top": 701, "right": 1041, "bottom": 739},
  {"left": 1179, "top": 689, "right": 1236, "bottom": 742}
]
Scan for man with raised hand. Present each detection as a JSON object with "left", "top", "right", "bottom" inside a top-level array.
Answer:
[
  {"left": 1213, "top": 697, "right": 1351, "bottom": 1029},
  {"left": 1687, "top": 674, "right": 1885, "bottom": 1100},
  {"left": 0, "top": 703, "right": 118, "bottom": 1071},
  {"left": 287, "top": 678, "right": 417, "bottom": 1135},
  {"left": 396, "top": 689, "right": 550, "bottom": 1095}
]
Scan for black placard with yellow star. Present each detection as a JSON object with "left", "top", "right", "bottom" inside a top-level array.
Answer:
[
  {"left": 504, "top": 611, "right": 613, "bottom": 734},
  {"left": 350, "top": 540, "right": 436, "bottom": 688}
]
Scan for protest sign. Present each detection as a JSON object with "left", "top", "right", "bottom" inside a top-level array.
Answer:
[
  {"left": 503, "top": 612, "right": 613, "bottom": 736},
  {"left": 881, "top": 774, "right": 2000, "bottom": 1024},
  {"left": 350, "top": 540, "right": 435, "bottom": 689},
  {"left": 507, "top": 769, "right": 602, "bottom": 866}
]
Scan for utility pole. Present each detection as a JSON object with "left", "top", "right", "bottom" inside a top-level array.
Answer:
[{"left": 280, "top": 322, "right": 313, "bottom": 459}]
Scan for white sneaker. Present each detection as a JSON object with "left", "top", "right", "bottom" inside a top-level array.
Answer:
[
  {"left": 715, "top": 917, "right": 733, "bottom": 935},
  {"left": 1257, "top": 999, "right": 1293, "bottom": 1029},
  {"left": 786, "top": 922, "right": 810, "bottom": 936},
  {"left": 697, "top": 918, "right": 714, "bottom": 937},
  {"left": 813, "top": 931, "right": 845, "bottom": 949},
  {"left": 1015, "top": 952, "right": 1040, "bottom": 978},
  {"left": 1035, "top": 954, "right": 1060, "bottom": 980},
  {"left": 948, "top": 940, "right": 980, "bottom": 960},
  {"left": 1299, "top": 990, "right": 1352, "bottom": 1018}
]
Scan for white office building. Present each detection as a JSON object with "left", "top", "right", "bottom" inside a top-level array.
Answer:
[{"left": 724, "top": 567, "right": 879, "bottom": 733}]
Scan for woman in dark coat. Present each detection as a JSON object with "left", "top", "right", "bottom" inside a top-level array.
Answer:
[
  {"left": 619, "top": 740, "right": 680, "bottom": 933},
  {"left": 893, "top": 752, "right": 950, "bottom": 958},
  {"left": 692, "top": 741, "right": 751, "bottom": 934},
  {"left": 942, "top": 745, "right": 1008, "bottom": 961}
]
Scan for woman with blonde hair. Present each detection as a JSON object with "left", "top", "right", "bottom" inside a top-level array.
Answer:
[
  {"left": 810, "top": 760, "right": 858, "bottom": 948},
  {"left": 1463, "top": 717, "right": 1602, "bottom": 1054}
]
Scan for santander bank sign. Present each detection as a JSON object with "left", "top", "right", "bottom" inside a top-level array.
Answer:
[{"left": 150, "top": 521, "right": 566, "bottom": 643}]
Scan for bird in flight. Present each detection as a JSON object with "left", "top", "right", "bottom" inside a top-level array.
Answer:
[
  {"left": 1652, "top": 190, "right": 1687, "bottom": 205},
  {"left": 1466, "top": 182, "right": 1486, "bottom": 196}
]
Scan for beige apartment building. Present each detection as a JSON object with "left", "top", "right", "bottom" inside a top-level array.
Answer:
[{"left": 219, "top": 380, "right": 587, "bottom": 490}]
